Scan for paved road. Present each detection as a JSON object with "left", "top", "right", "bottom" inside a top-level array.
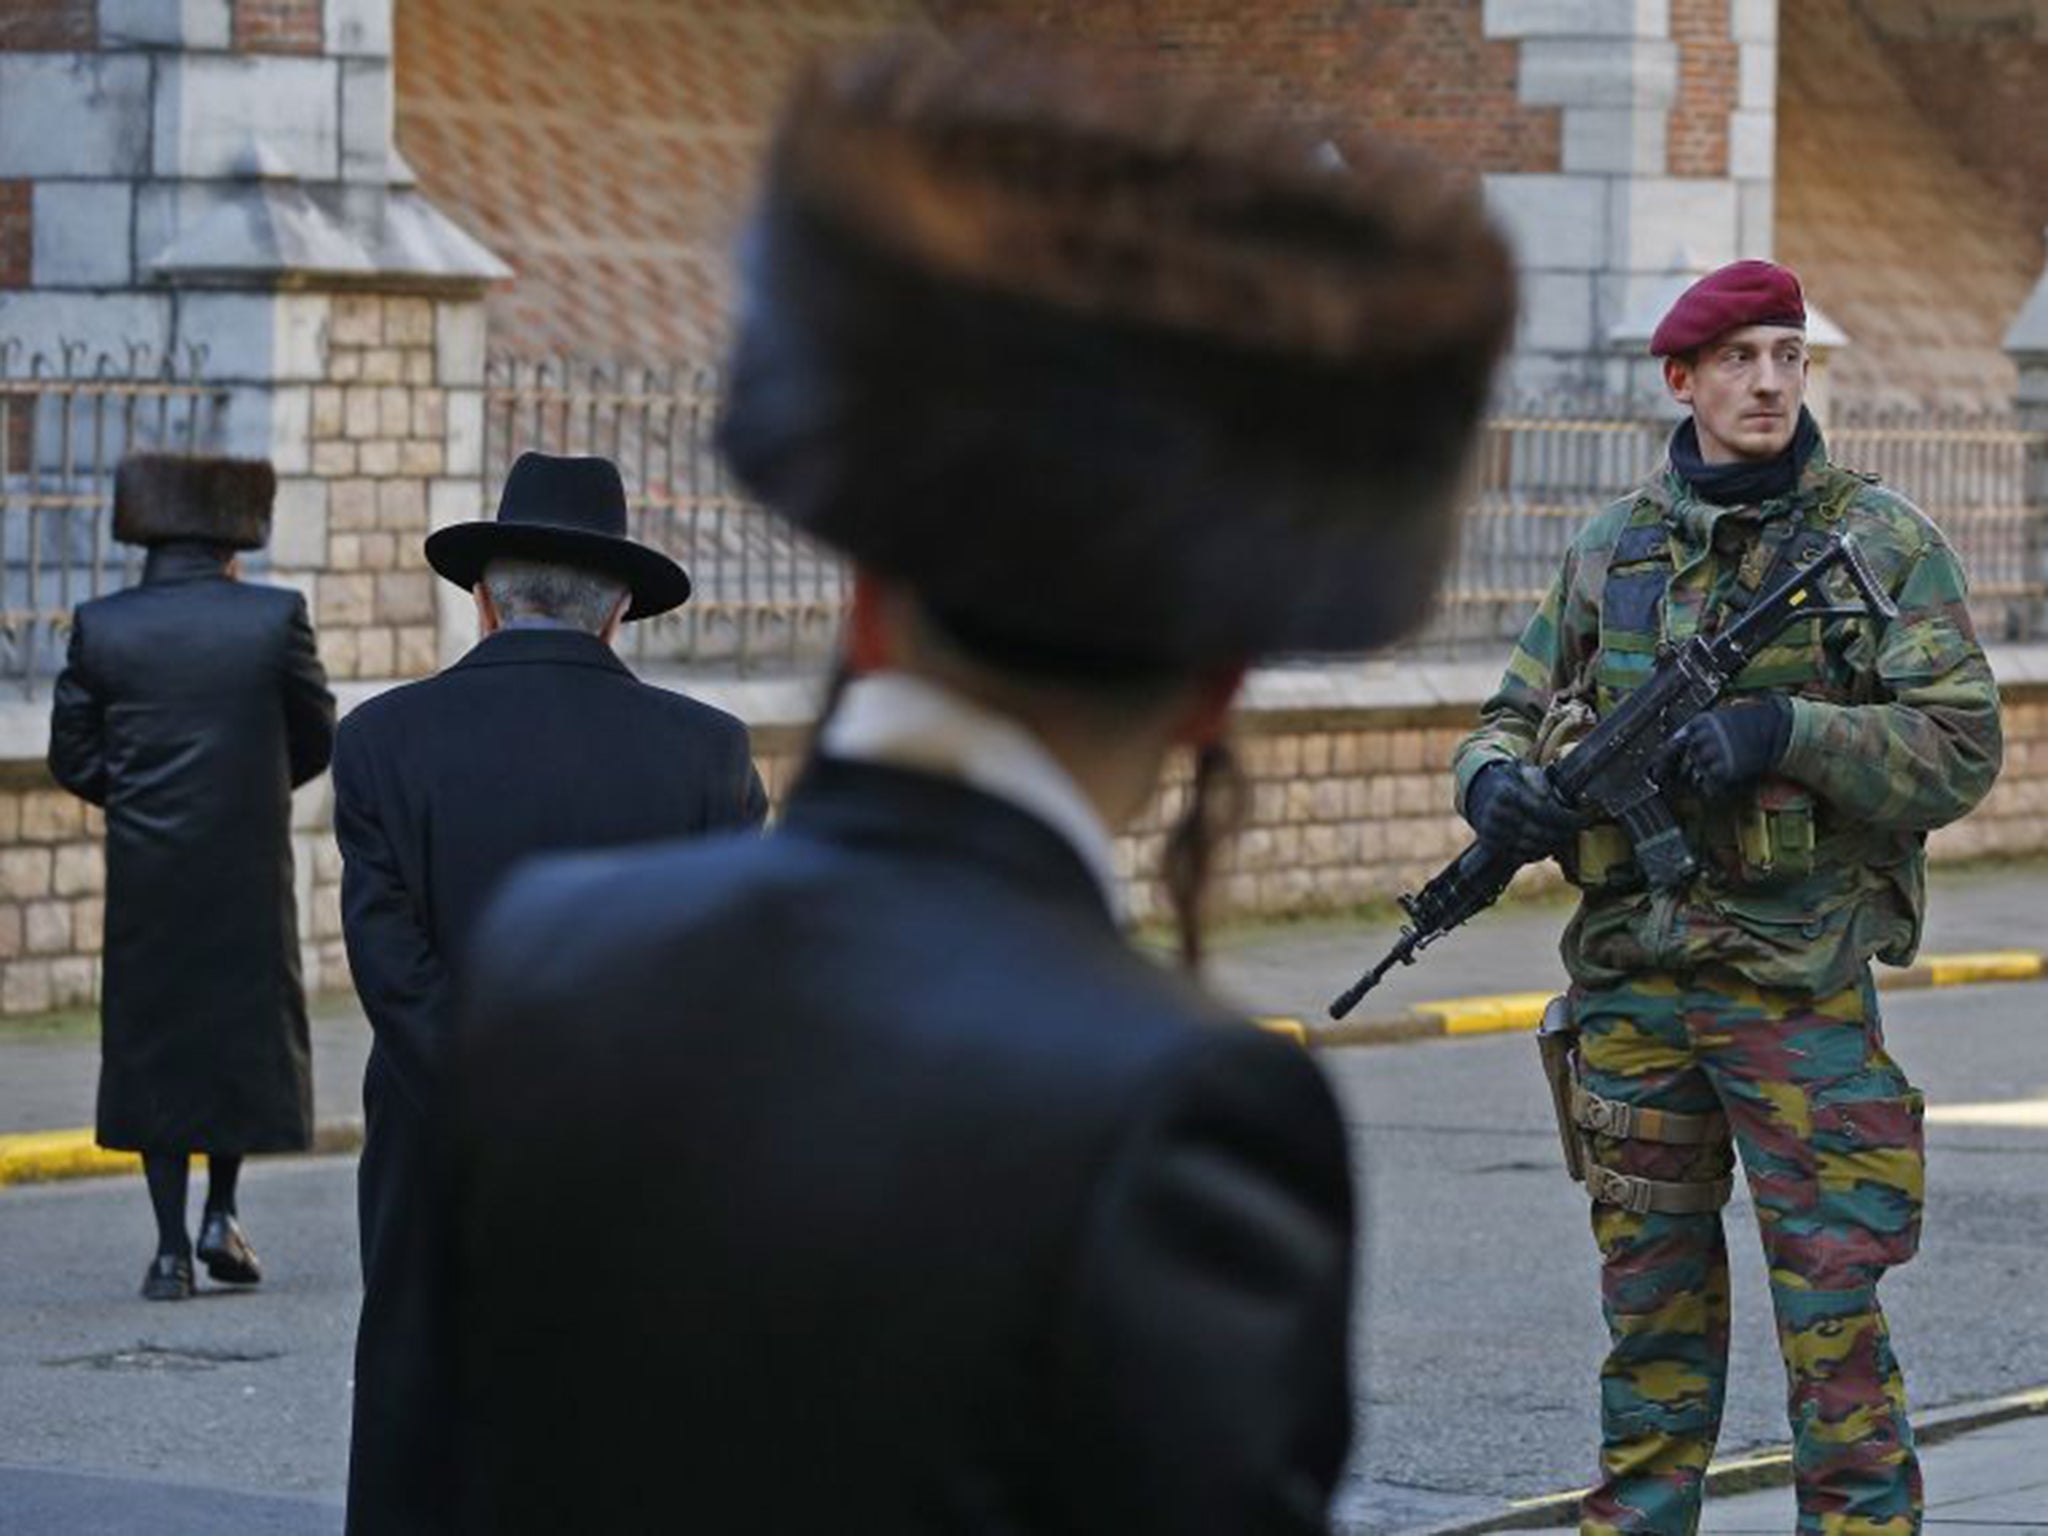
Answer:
[
  {"left": 0, "top": 1157, "right": 355, "bottom": 1534},
  {"left": 1328, "top": 977, "right": 2048, "bottom": 1532},
  {"left": 0, "top": 981, "right": 2041, "bottom": 1533}
]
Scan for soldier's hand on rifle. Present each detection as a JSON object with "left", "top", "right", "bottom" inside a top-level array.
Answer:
[
  {"left": 1658, "top": 694, "right": 1792, "bottom": 801},
  {"left": 1463, "top": 761, "right": 1585, "bottom": 863}
]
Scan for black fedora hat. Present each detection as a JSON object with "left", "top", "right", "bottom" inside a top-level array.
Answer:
[{"left": 425, "top": 454, "right": 691, "bottom": 621}]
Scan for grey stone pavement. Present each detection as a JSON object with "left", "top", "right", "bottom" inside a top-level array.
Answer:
[
  {"left": 1696, "top": 1408, "right": 2048, "bottom": 1533},
  {"left": 3, "top": 858, "right": 2044, "bottom": 1529}
]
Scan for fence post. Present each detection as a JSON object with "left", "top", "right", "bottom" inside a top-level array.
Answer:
[{"left": 2006, "top": 228, "right": 2048, "bottom": 642}]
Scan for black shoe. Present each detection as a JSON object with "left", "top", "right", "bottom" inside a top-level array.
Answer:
[
  {"left": 196, "top": 1211, "right": 263, "bottom": 1285},
  {"left": 141, "top": 1252, "right": 194, "bottom": 1301}
]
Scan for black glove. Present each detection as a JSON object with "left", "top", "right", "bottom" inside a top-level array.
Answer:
[
  {"left": 1463, "top": 760, "right": 1585, "bottom": 863},
  {"left": 1659, "top": 694, "right": 1792, "bottom": 801}
]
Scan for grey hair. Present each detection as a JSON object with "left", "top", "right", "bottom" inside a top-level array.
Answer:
[{"left": 481, "top": 556, "right": 629, "bottom": 634}]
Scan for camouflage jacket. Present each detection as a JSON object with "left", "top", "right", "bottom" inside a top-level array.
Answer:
[{"left": 1452, "top": 437, "right": 2003, "bottom": 997}]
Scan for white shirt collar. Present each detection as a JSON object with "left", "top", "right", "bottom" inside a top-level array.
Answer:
[{"left": 819, "top": 671, "right": 1121, "bottom": 912}]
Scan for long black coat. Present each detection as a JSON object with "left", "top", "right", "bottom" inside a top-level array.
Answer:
[
  {"left": 333, "top": 624, "right": 766, "bottom": 1536},
  {"left": 449, "top": 757, "right": 1356, "bottom": 1534},
  {"left": 48, "top": 543, "right": 335, "bottom": 1155}
]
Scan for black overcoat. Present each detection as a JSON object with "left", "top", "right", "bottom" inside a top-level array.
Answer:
[
  {"left": 48, "top": 544, "right": 335, "bottom": 1154},
  {"left": 449, "top": 757, "right": 1357, "bottom": 1534},
  {"left": 333, "top": 624, "right": 766, "bottom": 1536}
]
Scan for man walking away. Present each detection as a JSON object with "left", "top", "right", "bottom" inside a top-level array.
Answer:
[
  {"left": 50, "top": 452, "right": 335, "bottom": 1301},
  {"left": 448, "top": 36, "right": 1516, "bottom": 1534},
  {"left": 336, "top": 451, "right": 767, "bottom": 1534}
]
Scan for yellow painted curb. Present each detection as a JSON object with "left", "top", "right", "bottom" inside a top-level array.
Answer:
[
  {"left": 1375, "top": 950, "right": 2047, "bottom": 1047},
  {"left": 1412, "top": 992, "right": 1554, "bottom": 1036},
  {"left": 1253, "top": 1016, "right": 1308, "bottom": 1045},
  {"left": 0, "top": 1130, "right": 141, "bottom": 1188},
  {"left": 1924, "top": 951, "right": 2046, "bottom": 987}
]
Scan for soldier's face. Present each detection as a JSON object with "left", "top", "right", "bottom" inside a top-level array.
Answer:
[{"left": 1664, "top": 325, "right": 1808, "bottom": 464}]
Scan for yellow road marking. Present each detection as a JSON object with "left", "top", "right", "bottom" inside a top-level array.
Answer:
[
  {"left": 1412, "top": 991, "right": 1553, "bottom": 1035},
  {"left": 1253, "top": 1016, "right": 1308, "bottom": 1045},
  {"left": 0, "top": 1130, "right": 141, "bottom": 1188},
  {"left": 1925, "top": 951, "right": 2045, "bottom": 987}
]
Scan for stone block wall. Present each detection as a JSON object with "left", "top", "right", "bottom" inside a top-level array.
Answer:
[
  {"left": 4, "top": 676, "right": 2045, "bottom": 1014},
  {"left": 0, "top": 768, "right": 348, "bottom": 1010},
  {"left": 1485, "top": 0, "right": 1777, "bottom": 399},
  {"left": 289, "top": 291, "right": 485, "bottom": 682},
  {"left": 659, "top": 682, "right": 2048, "bottom": 936},
  {"left": 0, "top": 779, "right": 104, "bottom": 1015}
]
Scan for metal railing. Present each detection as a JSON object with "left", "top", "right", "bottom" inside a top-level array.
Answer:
[
  {"left": 1830, "top": 405, "right": 2046, "bottom": 645},
  {"left": 0, "top": 341, "right": 225, "bottom": 689},
  {"left": 484, "top": 357, "right": 845, "bottom": 674},
  {"left": 484, "top": 360, "right": 2048, "bottom": 671}
]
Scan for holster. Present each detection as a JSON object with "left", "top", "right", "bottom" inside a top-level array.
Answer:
[
  {"left": 1534, "top": 993, "right": 1733, "bottom": 1214},
  {"left": 1535, "top": 995, "right": 1585, "bottom": 1183}
]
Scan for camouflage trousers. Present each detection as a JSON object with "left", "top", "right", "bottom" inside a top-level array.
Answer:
[{"left": 1574, "top": 968, "right": 1925, "bottom": 1536}]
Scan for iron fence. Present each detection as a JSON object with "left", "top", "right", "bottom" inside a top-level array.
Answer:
[
  {"left": 484, "top": 357, "right": 844, "bottom": 673},
  {"left": 485, "top": 357, "right": 2048, "bottom": 671},
  {"left": 0, "top": 341, "right": 225, "bottom": 689}
]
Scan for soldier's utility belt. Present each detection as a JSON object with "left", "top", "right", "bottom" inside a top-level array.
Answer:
[{"left": 1537, "top": 997, "right": 1734, "bottom": 1216}]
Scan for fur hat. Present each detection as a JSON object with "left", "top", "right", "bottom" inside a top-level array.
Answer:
[
  {"left": 113, "top": 454, "right": 276, "bottom": 550},
  {"left": 718, "top": 34, "right": 1517, "bottom": 671}
]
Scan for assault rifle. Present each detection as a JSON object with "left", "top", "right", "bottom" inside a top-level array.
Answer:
[{"left": 1328, "top": 531, "right": 1897, "bottom": 1020}]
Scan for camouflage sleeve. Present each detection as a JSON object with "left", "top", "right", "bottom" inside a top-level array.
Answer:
[
  {"left": 1452, "top": 546, "right": 1589, "bottom": 814},
  {"left": 1777, "top": 538, "right": 2003, "bottom": 831}
]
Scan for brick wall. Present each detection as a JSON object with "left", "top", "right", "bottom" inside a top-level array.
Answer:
[
  {"left": 927, "top": 0, "right": 1561, "bottom": 174},
  {"left": 0, "top": 0, "right": 96, "bottom": 50},
  {"left": 234, "top": 0, "right": 323, "bottom": 54},
  {"left": 395, "top": 0, "right": 918, "bottom": 363},
  {"left": 0, "top": 181, "right": 29, "bottom": 288},
  {"left": 1869, "top": 28, "right": 2048, "bottom": 240},
  {"left": 1669, "top": 0, "right": 1736, "bottom": 177},
  {"left": 396, "top": 0, "right": 1560, "bottom": 362},
  {"left": 1777, "top": 0, "right": 2042, "bottom": 407}
]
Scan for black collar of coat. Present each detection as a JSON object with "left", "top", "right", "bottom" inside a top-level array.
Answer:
[
  {"left": 142, "top": 541, "right": 233, "bottom": 584},
  {"left": 781, "top": 754, "right": 1118, "bottom": 929},
  {"left": 452, "top": 626, "right": 635, "bottom": 676}
]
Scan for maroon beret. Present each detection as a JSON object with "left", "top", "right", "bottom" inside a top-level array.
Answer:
[{"left": 1649, "top": 259, "right": 1805, "bottom": 357}]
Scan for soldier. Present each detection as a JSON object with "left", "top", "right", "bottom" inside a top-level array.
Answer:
[
  {"left": 1455, "top": 260, "right": 2002, "bottom": 1533},
  {"left": 444, "top": 35, "right": 1515, "bottom": 1534}
]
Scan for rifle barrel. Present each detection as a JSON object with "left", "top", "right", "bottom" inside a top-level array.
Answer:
[{"left": 1328, "top": 932, "right": 1415, "bottom": 1020}]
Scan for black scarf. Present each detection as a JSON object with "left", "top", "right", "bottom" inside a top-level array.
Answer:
[{"left": 1669, "top": 406, "right": 1820, "bottom": 508}]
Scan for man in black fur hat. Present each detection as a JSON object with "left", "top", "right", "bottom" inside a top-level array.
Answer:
[
  {"left": 335, "top": 450, "right": 767, "bottom": 1535},
  {"left": 447, "top": 36, "right": 1515, "bottom": 1534},
  {"left": 50, "top": 453, "right": 335, "bottom": 1301}
]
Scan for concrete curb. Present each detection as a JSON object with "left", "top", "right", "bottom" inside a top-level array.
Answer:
[
  {"left": 1401, "top": 1384, "right": 2048, "bottom": 1535},
  {"left": 0, "top": 1118, "right": 364, "bottom": 1190},
  {"left": 2, "top": 950, "right": 2040, "bottom": 1187},
  {"left": 1302, "top": 949, "right": 2047, "bottom": 1050}
]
